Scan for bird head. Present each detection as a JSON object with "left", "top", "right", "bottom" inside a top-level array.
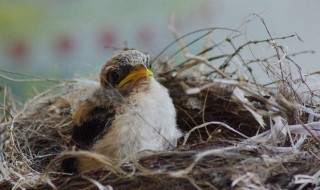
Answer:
[{"left": 100, "top": 50, "right": 154, "bottom": 95}]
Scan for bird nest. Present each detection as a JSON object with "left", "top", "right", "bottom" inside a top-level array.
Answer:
[{"left": 1, "top": 20, "right": 320, "bottom": 190}]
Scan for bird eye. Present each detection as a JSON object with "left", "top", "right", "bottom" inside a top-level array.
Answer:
[{"left": 108, "top": 70, "right": 121, "bottom": 85}]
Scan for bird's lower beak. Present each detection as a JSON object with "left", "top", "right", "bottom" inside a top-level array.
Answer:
[{"left": 118, "top": 64, "right": 153, "bottom": 88}]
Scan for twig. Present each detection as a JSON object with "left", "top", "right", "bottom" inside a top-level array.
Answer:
[
  {"left": 0, "top": 73, "right": 62, "bottom": 83},
  {"left": 183, "top": 121, "right": 248, "bottom": 145},
  {"left": 152, "top": 27, "right": 239, "bottom": 63}
]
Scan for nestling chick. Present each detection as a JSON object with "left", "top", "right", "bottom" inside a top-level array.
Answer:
[{"left": 62, "top": 50, "right": 181, "bottom": 172}]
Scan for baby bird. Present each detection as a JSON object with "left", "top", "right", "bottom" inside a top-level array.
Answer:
[{"left": 62, "top": 50, "right": 181, "bottom": 172}]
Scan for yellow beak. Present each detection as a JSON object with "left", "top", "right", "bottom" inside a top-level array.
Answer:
[{"left": 118, "top": 64, "right": 153, "bottom": 87}]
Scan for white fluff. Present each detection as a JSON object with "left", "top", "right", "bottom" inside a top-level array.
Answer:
[{"left": 91, "top": 78, "right": 182, "bottom": 159}]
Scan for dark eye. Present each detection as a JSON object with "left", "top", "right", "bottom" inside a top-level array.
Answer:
[{"left": 108, "top": 70, "right": 121, "bottom": 85}]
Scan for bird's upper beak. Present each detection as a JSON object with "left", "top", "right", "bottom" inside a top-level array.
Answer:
[{"left": 118, "top": 64, "right": 153, "bottom": 88}]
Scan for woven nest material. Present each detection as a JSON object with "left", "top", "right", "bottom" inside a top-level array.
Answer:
[{"left": 1, "top": 24, "right": 320, "bottom": 190}]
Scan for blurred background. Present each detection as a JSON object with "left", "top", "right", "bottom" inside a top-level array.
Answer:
[{"left": 1, "top": 0, "right": 320, "bottom": 100}]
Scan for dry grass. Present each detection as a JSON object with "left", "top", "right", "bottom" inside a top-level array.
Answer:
[{"left": 1, "top": 16, "right": 320, "bottom": 189}]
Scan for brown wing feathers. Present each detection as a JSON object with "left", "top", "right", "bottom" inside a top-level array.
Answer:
[
  {"left": 72, "top": 101, "right": 114, "bottom": 149},
  {"left": 62, "top": 99, "right": 115, "bottom": 172}
]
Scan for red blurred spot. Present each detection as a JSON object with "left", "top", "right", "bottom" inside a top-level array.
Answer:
[
  {"left": 56, "top": 35, "right": 74, "bottom": 55},
  {"left": 99, "top": 29, "right": 118, "bottom": 48},
  {"left": 136, "top": 25, "right": 154, "bottom": 44},
  {"left": 9, "top": 40, "right": 29, "bottom": 60}
]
